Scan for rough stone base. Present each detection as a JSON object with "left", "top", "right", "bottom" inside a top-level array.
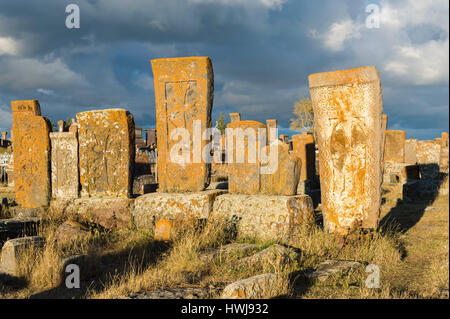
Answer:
[
  {"left": 132, "top": 190, "right": 227, "bottom": 230},
  {"left": 383, "top": 161, "right": 420, "bottom": 184},
  {"left": 212, "top": 194, "right": 314, "bottom": 240},
  {"left": 0, "top": 236, "right": 45, "bottom": 276},
  {"left": 50, "top": 198, "right": 134, "bottom": 229}
]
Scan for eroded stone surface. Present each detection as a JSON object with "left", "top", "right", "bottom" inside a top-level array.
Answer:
[
  {"left": 384, "top": 130, "right": 406, "bottom": 163},
  {"left": 309, "top": 66, "right": 383, "bottom": 233},
  {"left": 304, "top": 259, "right": 363, "bottom": 282},
  {"left": 260, "top": 140, "right": 300, "bottom": 196},
  {"left": 417, "top": 141, "right": 441, "bottom": 164},
  {"left": 151, "top": 57, "right": 213, "bottom": 192},
  {"left": 132, "top": 190, "right": 226, "bottom": 230},
  {"left": 0, "top": 236, "right": 45, "bottom": 276},
  {"left": 292, "top": 133, "right": 315, "bottom": 181},
  {"left": 221, "top": 273, "right": 280, "bottom": 299},
  {"left": 12, "top": 114, "right": 52, "bottom": 208},
  {"left": 77, "top": 109, "right": 135, "bottom": 198},
  {"left": 212, "top": 194, "right": 314, "bottom": 240},
  {"left": 227, "top": 120, "right": 266, "bottom": 194},
  {"left": 50, "top": 198, "right": 133, "bottom": 229},
  {"left": 405, "top": 139, "right": 418, "bottom": 165},
  {"left": 50, "top": 132, "right": 79, "bottom": 200}
]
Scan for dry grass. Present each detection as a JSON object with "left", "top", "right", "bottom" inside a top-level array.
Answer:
[{"left": 0, "top": 186, "right": 448, "bottom": 299}]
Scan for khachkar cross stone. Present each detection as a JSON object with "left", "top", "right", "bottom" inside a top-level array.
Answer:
[
  {"left": 10, "top": 100, "right": 51, "bottom": 208},
  {"left": 309, "top": 66, "right": 383, "bottom": 234},
  {"left": 76, "top": 109, "right": 135, "bottom": 198},
  {"left": 151, "top": 57, "right": 213, "bottom": 192},
  {"left": 50, "top": 130, "right": 79, "bottom": 200}
]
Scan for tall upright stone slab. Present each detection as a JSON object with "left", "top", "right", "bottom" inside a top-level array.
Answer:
[
  {"left": 77, "top": 109, "right": 135, "bottom": 198},
  {"left": 309, "top": 66, "right": 383, "bottom": 233},
  {"left": 384, "top": 130, "right": 406, "bottom": 163},
  {"left": 227, "top": 120, "right": 266, "bottom": 194},
  {"left": 151, "top": 57, "right": 213, "bottom": 192},
  {"left": 292, "top": 133, "right": 315, "bottom": 181},
  {"left": 12, "top": 114, "right": 51, "bottom": 208},
  {"left": 405, "top": 139, "right": 418, "bottom": 164},
  {"left": 11, "top": 100, "right": 42, "bottom": 141},
  {"left": 260, "top": 140, "right": 300, "bottom": 195},
  {"left": 229, "top": 113, "right": 241, "bottom": 123},
  {"left": 381, "top": 114, "right": 388, "bottom": 163},
  {"left": 266, "top": 119, "right": 278, "bottom": 145},
  {"left": 50, "top": 132, "right": 79, "bottom": 200}
]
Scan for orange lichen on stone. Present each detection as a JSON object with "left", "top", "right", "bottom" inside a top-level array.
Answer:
[
  {"left": 291, "top": 134, "right": 315, "bottom": 181},
  {"left": 151, "top": 57, "right": 213, "bottom": 192},
  {"left": 12, "top": 114, "right": 52, "bottom": 208},
  {"left": 384, "top": 130, "right": 406, "bottom": 163},
  {"left": 10, "top": 100, "right": 42, "bottom": 139},
  {"left": 154, "top": 219, "right": 172, "bottom": 241},
  {"left": 226, "top": 120, "right": 266, "bottom": 194},
  {"left": 309, "top": 66, "right": 379, "bottom": 88},
  {"left": 309, "top": 66, "right": 383, "bottom": 234},
  {"left": 76, "top": 109, "right": 135, "bottom": 198}
]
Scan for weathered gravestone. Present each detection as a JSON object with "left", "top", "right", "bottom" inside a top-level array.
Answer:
[
  {"left": 309, "top": 66, "right": 383, "bottom": 233},
  {"left": 76, "top": 109, "right": 135, "bottom": 198},
  {"left": 266, "top": 119, "right": 278, "bottom": 145},
  {"left": 229, "top": 113, "right": 241, "bottom": 123},
  {"left": 292, "top": 133, "right": 315, "bottom": 181},
  {"left": 260, "top": 140, "right": 300, "bottom": 196},
  {"left": 226, "top": 120, "right": 266, "bottom": 194},
  {"left": 384, "top": 130, "right": 406, "bottom": 163},
  {"left": 50, "top": 131, "right": 79, "bottom": 200},
  {"left": 11, "top": 100, "right": 51, "bottom": 208},
  {"left": 151, "top": 57, "right": 213, "bottom": 192},
  {"left": 405, "top": 139, "right": 418, "bottom": 165}
]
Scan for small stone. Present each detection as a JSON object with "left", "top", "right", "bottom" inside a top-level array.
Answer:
[
  {"left": 55, "top": 221, "right": 90, "bottom": 244},
  {"left": 304, "top": 259, "right": 363, "bottom": 282},
  {"left": 221, "top": 273, "right": 280, "bottom": 299},
  {"left": 0, "top": 236, "right": 45, "bottom": 276}
]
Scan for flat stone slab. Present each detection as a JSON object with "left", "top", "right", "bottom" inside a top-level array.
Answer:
[
  {"left": 0, "top": 236, "right": 45, "bottom": 276},
  {"left": 212, "top": 194, "right": 314, "bottom": 240},
  {"left": 132, "top": 190, "right": 226, "bottom": 230},
  {"left": 221, "top": 273, "right": 280, "bottom": 299},
  {"left": 50, "top": 198, "right": 134, "bottom": 229},
  {"left": 304, "top": 259, "right": 363, "bottom": 282},
  {"left": 127, "top": 287, "right": 220, "bottom": 299}
]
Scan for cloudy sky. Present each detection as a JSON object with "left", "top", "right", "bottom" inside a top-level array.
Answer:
[{"left": 0, "top": 0, "right": 448, "bottom": 140}]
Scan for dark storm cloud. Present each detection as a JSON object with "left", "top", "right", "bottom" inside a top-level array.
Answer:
[{"left": 0, "top": 0, "right": 448, "bottom": 139}]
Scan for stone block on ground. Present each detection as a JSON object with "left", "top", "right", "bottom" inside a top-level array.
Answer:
[
  {"left": 304, "top": 259, "right": 363, "bottom": 282},
  {"left": 50, "top": 198, "right": 134, "bottom": 230},
  {"left": 132, "top": 190, "right": 226, "bottom": 230},
  {"left": 221, "top": 273, "right": 281, "bottom": 299},
  {"left": 0, "top": 236, "right": 45, "bottom": 276},
  {"left": 132, "top": 174, "right": 156, "bottom": 195},
  {"left": 212, "top": 194, "right": 314, "bottom": 240},
  {"left": 383, "top": 162, "right": 420, "bottom": 184},
  {"left": 55, "top": 221, "right": 90, "bottom": 244}
]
